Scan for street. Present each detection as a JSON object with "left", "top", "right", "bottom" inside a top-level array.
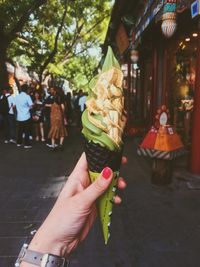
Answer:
[{"left": 0, "top": 129, "right": 200, "bottom": 267}]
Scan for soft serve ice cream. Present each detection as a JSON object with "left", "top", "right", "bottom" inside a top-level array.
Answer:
[{"left": 82, "top": 46, "right": 126, "bottom": 244}]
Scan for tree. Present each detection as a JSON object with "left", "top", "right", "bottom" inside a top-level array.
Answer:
[
  {"left": 0, "top": 0, "right": 47, "bottom": 90},
  {"left": 62, "top": 53, "right": 99, "bottom": 91},
  {"left": 8, "top": 0, "right": 112, "bottom": 89}
]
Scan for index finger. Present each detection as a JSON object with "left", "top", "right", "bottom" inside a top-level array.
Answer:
[{"left": 74, "top": 152, "right": 88, "bottom": 172}]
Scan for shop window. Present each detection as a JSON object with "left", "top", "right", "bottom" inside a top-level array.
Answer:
[
  {"left": 130, "top": 63, "right": 141, "bottom": 123},
  {"left": 157, "top": 48, "right": 164, "bottom": 107},
  {"left": 122, "top": 63, "right": 129, "bottom": 113},
  {"left": 172, "top": 33, "right": 197, "bottom": 146},
  {"left": 143, "top": 59, "right": 153, "bottom": 125},
  {"left": 122, "top": 63, "right": 142, "bottom": 125}
]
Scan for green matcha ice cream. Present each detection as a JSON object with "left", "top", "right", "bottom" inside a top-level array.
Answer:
[{"left": 82, "top": 46, "right": 126, "bottom": 244}]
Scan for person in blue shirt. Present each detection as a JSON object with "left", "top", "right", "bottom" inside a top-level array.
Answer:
[{"left": 15, "top": 84, "right": 33, "bottom": 148}]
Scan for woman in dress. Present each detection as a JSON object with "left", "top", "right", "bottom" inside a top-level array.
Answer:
[
  {"left": 32, "top": 91, "right": 45, "bottom": 142},
  {"left": 48, "top": 91, "right": 67, "bottom": 150}
]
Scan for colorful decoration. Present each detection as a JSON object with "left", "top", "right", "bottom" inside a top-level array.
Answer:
[
  {"left": 140, "top": 127, "right": 158, "bottom": 149},
  {"left": 161, "top": 18, "right": 177, "bottom": 38},
  {"left": 161, "top": 0, "right": 177, "bottom": 38},
  {"left": 164, "top": 3, "right": 177, "bottom": 12},
  {"left": 154, "top": 126, "right": 183, "bottom": 151},
  {"left": 137, "top": 146, "right": 185, "bottom": 160},
  {"left": 164, "top": 0, "right": 177, "bottom": 4},
  {"left": 130, "top": 49, "right": 139, "bottom": 63},
  {"left": 155, "top": 105, "right": 170, "bottom": 127},
  {"left": 138, "top": 105, "right": 185, "bottom": 160}
]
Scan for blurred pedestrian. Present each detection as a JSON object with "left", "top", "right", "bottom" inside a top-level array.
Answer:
[
  {"left": 0, "top": 86, "right": 11, "bottom": 143},
  {"left": 44, "top": 87, "right": 56, "bottom": 143},
  {"left": 15, "top": 84, "right": 33, "bottom": 148},
  {"left": 72, "top": 90, "right": 79, "bottom": 126},
  {"left": 25, "top": 85, "right": 35, "bottom": 141},
  {"left": 65, "top": 92, "right": 72, "bottom": 125},
  {"left": 32, "top": 91, "right": 45, "bottom": 142},
  {"left": 78, "top": 90, "right": 87, "bottom": 127},
  {"left": 78, "top": 91, "right": 87, "bottom": 113},
  {"left": 7, "top": 87, "right": 17, "bottom": 143},
  {"left": 48, "top": 91, "right": 67, "bottom": 150}
]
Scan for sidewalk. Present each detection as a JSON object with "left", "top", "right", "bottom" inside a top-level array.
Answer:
[
  {"left": 0, "top": 131, "right": 200, "bottom": 267},
  {"left": 0, "top": 128, "right": 83, "bottom": 266}
]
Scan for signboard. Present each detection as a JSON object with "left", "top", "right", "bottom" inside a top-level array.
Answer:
[
  {"left": 191, "top": 0, "right": 199, "bottom": 18},
  {"left": 163, "top": 3, "right": 176, "bottom": 12},
  {"left": 163, "top": 1, "right": 177, "bottom": 14},
  {"left": 164, "top": 0, "right": 176, "bottom": 3}
]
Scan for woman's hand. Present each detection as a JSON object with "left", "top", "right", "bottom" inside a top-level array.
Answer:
[{"left": 22, "top": 153, "right": 127, "bottom": 265}]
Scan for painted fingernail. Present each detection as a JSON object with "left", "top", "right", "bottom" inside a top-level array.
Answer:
[{"left": 102, "top": 167, "right": 112, "bottom": 179}]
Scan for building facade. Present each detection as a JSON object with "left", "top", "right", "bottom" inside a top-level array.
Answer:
[{"left": 105, "top": 0, "right": 200, "bottom": 174}]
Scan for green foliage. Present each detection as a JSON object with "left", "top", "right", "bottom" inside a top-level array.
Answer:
[
  {"left": 0, "top": 0, "right": 33, "bottom": 33},
  {"left": 62, "top": 53, "right": 99, "bottom": 91},
  {"left": 2, "top": 0, "right": 113, "bottom": 89}
]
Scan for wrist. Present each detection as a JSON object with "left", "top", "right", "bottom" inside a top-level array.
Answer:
[
  {"left": 19, "top": 247, "right": 68, "bottom": 267},
  {"left": 28, "top": 229, "right": 67, "bottom": 258},
  {"left": 20, "top": 261, "right": 35, "bottom": 267}
]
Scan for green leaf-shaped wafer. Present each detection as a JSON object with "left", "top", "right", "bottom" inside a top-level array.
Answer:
[
  {"left": 102, "top": 46, "right": 121, "bottom": 72},
  {"left": 89, "top": 171, "right": 118, "bottom": 244}
]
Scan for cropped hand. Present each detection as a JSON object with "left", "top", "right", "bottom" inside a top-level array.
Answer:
[{"left": 21, "top": 153, "right": 127, "bottom": 266}]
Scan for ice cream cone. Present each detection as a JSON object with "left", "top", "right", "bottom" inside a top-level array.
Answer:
[
  {"left": 84, "top": 138, "right": 122, "bottom": 244},
  {"left": 82, "top": 46, "right": 125, "bottom": 244}
]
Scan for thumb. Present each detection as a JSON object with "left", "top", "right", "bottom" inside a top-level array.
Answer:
[{"left": 81, "top": 167, "right": 113, "bottom": 206}]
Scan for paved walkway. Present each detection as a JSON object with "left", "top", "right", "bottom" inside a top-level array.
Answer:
[{"left": 0, "top": 129, "right": 200, "bottom": 267}]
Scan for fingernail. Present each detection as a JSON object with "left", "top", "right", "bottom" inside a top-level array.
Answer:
[{"left": 102, "top": 167, "right": 112, "bottom": 179}]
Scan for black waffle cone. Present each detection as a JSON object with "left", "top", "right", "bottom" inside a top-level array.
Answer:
[{"left": 84, "top": 137, "right": 123, "bottom": 173}]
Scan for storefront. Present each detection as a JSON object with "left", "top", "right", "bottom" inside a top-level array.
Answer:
[
  {"left": 137, "top": 7, "right": 198, "bottom": 146},
  {"left": 104, "top": 0, "right": 200, "bottom": 174},
  {"left": 132, "top": 1, "right": 200, "bottom": 174},
  {"left": 167, "top": 16, "right": 197, "bottom": 147}
]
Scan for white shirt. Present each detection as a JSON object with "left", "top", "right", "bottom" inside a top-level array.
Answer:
[
  {"left": 7, "top": 95, "right": 15, "bottom": 115},
  {"left": 15, "top": 92, "right": 33, "bottom": 121},
  {"left": 78, "top": 95, "right": 86, "bottom": 112}
]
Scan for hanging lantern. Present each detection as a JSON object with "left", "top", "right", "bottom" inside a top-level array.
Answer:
[
  {"left": 129, "top": 42, "right": 139, "bottom": 63},
  {"left": 161, "top": 1, "right": 177, "bottom": 38},
  {"left": 161, "top": 14, "right": 177, "bottom": 38},
  {"left": 130, "top": 49, "right": 139, "bottom": 63}
]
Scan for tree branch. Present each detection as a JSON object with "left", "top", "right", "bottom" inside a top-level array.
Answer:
[
  {"left": 62, "top": 22, "right": 84, "bottom": 60},
  {"left": 39, "top": 0, "right": 68, "bottom": 81},
  {"left": 61, "top": 14, "right": 109, "bottom": 64},
  {"left": 62, "top": 3, "right": 85, "bottom": 61},
  {"left": 81, "top": 55, "right": 94, "bottom": 80},
  {"left": 60, "top": 40, "right": 97, "bottom": 65},
  {"left": 8, "top": 0, "right": 47, "bottom": 42},
  {"left": 17, "top": 36, "right": 40, "bottom": 56},
  {"left": 80, "top": 14, "right": 110, "bottom": 37}
]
